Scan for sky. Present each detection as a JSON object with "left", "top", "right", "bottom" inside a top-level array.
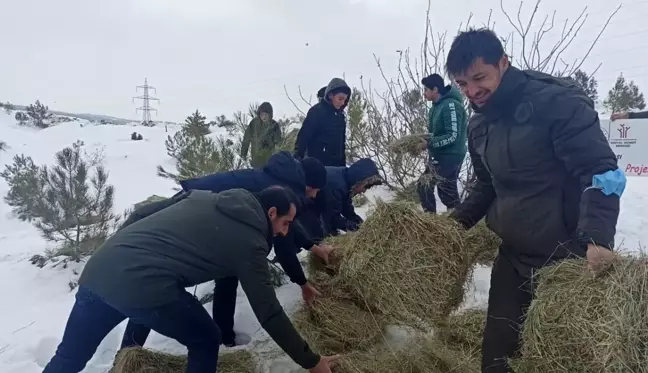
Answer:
[{"left": 0, "top": 0, "right": 645, "bottom": 122}]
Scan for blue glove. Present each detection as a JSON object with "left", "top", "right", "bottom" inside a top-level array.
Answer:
[{"left": 588, "top": 169, "right": 626, "bottom": 197}]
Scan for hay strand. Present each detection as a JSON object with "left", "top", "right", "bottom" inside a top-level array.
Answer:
[
  {"left": 512, "top": 257, "right": 648, "bottom": 373},
  {"left": 111, "top": 347, "right": 255, "bottom": 373},
  {"left": 435, "top": 308, "right": 486, "bottom": 356},
  {"left": 389, "top": 134, "right": 429, "bottom": 156}
]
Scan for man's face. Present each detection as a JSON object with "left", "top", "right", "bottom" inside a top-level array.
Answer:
[
  {"left": 259, "top": 112, "right": 270, "bottom": 122},
  {"left": 305, "top": 186, "right": 319, "bottom": 199},
  {"left": 329, "top": 93, "right": 348, "bottom": 110},
  {"left": 452, "top": 56, "right": 508, "bottom": 108},
  {"left": 423, "top": 87, "right": 439, "bottom": 102},
  {"left": 268, "top": 204, "right": 296, "bottom": 236}
]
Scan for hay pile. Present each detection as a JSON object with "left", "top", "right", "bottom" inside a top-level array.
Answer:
[
  {"left": 511, "top": 257, "right": 648, "bottom": 373},
  {"left": 435, "top": 308, "right": 486, "bottom": 355},
  {"left": 389, "top": 133, "right": 429, "bottom": 156},
  {"left": 293, "top": 272, "right": 388, "bottom": 355},
  {"left": 111, "top": 347, "right": 255, "bottom": 373},
  {"left": 464, "top": 222, "right": 501, "bottom": 266},
  {"left": 326, "top": 201, "right": 479, "bottom": 327}
]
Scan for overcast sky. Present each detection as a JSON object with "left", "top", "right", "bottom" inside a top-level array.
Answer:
[{"left": 0, "top": 0, "right": 644, "bottom": 122}]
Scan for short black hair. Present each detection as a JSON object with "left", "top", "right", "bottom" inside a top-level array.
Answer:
[
  {"left": 256, "top": 186, "right": 299, "bottom": 217},
  {"left": 446, "top": 28, "right": 505, "bottom": 77},
  {"left": 421, "top": 74, "right": 445, "bottom": 90},
  {"left": 317, "top": 86, "right": 327, "bottom": 100}
]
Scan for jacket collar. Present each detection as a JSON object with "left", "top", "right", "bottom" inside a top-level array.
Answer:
[{"left": 472, "top": 66, "right": 528, "bottom": 120}]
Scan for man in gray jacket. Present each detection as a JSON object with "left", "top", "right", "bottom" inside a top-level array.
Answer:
[{"left": 42, "top": 187, "right": 339, "bottom": 373}]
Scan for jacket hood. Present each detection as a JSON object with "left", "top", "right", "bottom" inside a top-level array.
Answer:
[
  {"left": 257, "top": 102, "right": 274, "bottom": 119},
  {"left": 262, "top": 151, "right": 306, "bottom": 191},
  {"left": 346, "top": 158, "right": 380, "bottom": 187},
  {"left": 212, "top": 189, "right": 268, "bottom": 237},
  {"left": 323, "top": 78, "right": 352, "bottom": 109},
  {"left": 438, "top": 86, "right": 464, "bottom": 104}
]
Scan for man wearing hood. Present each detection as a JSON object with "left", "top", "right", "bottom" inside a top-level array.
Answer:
[
  {"left": 294, "top": 78, "right": 351, "bottom": 167},
  {"left": 119, "top": 151, "right": 329, "bottom": 348},
  {"left": 42, "top": 187, "right": 340, "bottom": 373},
  {"left": 241, "top": 102, "right": 282, "bottom": 168},
  {"left": 417, "top": 73, "right": 468, "bottom": 214}
]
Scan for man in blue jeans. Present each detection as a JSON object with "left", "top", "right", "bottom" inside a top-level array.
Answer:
[
  {"left": 417, "top": 73, "right": 468, "bottom": 213},
  {"left": 42, "top": 187, "right": 339, "bottom": 373}
]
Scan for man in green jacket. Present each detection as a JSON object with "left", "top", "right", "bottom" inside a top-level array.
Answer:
[
  {"left": 42, "top": 187, "right": 339, "bottom": 373},
  {"left": 241, "top": 102, "right": 283, "bottom": 168},
  {"left": 417, "top": 73, "right": 468, "bottom": 213}
]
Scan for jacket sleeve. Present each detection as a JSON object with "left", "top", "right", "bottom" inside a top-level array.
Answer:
[
  {"left": 449, "top": 126, "right": 496, "bottom": 229},
  {"left": 551, "top": 96, "right": 621, "bottom": 249},
  {"left": 179, "top": 172, "right": 233, "bottom": 193},
  {"left": 430, "top": 101, "right": 462, "bottom": 149},
  {"left": 237, "top": 241, "right": 320, "bottom": 369},
  {"left": 241, "top": 120, "right": 254, "bottom": 158},
  {"left": 294, "top": 109, "right": 318, "bottom": 160},
  {"left": 273, "top": 232, "right": 308, "bottom": 286},
  {"left": 341, "top": 195, "right": 363, "bottom": 227},
  {"left": 324, "top": 190, "right": 358, "bottom": 232},
  {"left": 628, "top": 111, "right": 648, "bottom": 119}
]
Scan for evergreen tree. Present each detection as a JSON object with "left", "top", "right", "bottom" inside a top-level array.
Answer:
[
  {"left": 15, "top": 111, "right": 28, "bottom": 126},
  {"left": 346, "top": 87, "right": 368, "bottom": 162},
  {"left": 571, "top": 69, "right": 598, "bottom": 103},
  {"left": 0, "top": 154, "right": 42, "bottom": 221},
  {"left": 26, "top": 100, "right": 53, "bottom": 128},
  {"left": 184, "top": 110, "right": 210, "bottom": 136},
  {"left": 0, "top": 140, "right": 6, "bottom": 152},
  {"left": 3, "top": 102, "right": 15, "bottom": 114},
  {"left": 604, "top": 73, "right": 646, "bottom": 113}
]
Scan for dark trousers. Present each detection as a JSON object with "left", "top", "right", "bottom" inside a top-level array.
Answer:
[
  {"left": 482, "top": 254, "right": 535, "bottom": 373},
  {"left": 417, "top": 159, "right": 462, "bottom": 213},
  {"left": 45, "top": 286, "right": 221, "bottom": 373},
  {"left": 122, "top": 277, "right": 239, "bottom": 348}
]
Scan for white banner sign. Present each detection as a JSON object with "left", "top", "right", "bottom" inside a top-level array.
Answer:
[{"left": 604, "top": 118, "right": 648, "bottom": 176}]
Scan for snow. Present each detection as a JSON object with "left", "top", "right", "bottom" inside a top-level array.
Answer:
[{"left": 0, "top": 111, "right": 646, "bottom": 372}]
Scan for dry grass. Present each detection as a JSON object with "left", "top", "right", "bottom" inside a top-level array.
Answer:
[
  {"left": 111, "top": 347, "right": 255, "bottom": 373},
  {"left": 435, "top": 308, "right": 486, "bottom": 356},
  {"left": 324, "top": 200, "right": 480, "bottom": 327},
  {"left": 293, "top": 272, "right": 388, "bottom": 355},
  {"left": 464, "top": 222, "right": 500, "bottom": 266},
  {"left": 511, "top": 257, "right": 648, "bottom": 373},
  {"left": 389, "top": 134, "right": 429, "bottom": 156}
]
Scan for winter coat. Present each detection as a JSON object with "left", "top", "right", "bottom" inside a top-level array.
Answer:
[
  {"left": 179, "top": 151, "right": 306, "bottom": 197},
  {"left": 241, "top": 102, "right": 283, "bottom": 168},
  {"left": 427, "top": 86, "right": 468, "bottom": 164},
  {"left": 79, "top": 189, "right": 320, "bottom": 369},
  {"left": 449, "top": 66, "right": 621, "bottom": 269},
  {"left": 294, "top": 78, "right": 351, "bottom": 167},
  {"left": 322, "top": 158, "right": 380, "bottom": 235}
]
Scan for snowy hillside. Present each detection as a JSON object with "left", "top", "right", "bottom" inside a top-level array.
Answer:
[{"left": 0, "top": 111, "right": 647, "bottom": 373}]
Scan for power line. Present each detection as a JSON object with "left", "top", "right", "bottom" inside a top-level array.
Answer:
[{"left": 133, "top": 78, "right": 160, "bottom": 126}]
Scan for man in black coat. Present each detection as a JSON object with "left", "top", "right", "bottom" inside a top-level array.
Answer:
[
  {"left": 445, "top": 28, "right": 623, "bottom": 373},
  {"left": 120, "top": 151, "right": 328, "bottom": 348},
  {"left": 294, "top": 78, "right": 351, "bottom": 167}
]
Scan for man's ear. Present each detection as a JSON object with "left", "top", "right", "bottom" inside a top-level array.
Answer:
[{"left": 267, "top": 206, "right": 277, "bottom": 220}]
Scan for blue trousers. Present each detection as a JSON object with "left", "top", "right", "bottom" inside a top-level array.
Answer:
[{"left": 43, "top": 286, "right": 221, "bottom": 373}]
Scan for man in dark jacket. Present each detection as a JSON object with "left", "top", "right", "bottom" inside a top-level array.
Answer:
[
  {"left": 418, "top": 73, "right": 468, "bottom": 213},
  {"left": 294, "top": 78, "right": 351, "bottom": 167},
  {"left": 42, "top": 187, "right": 339, "bottom": 373},
  {"left": 120, "top": 151, "right": 328, "bottom": 348},
  {"left": 445, "top": 28, "right": 623, "bottom": 373},
  {"left": 241, "top": 102, "right": 283, "bottom": 168}
]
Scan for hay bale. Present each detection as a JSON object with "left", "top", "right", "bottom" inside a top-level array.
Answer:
[
  {"left": 511, "top": 257, "right": 648, "bottom": 373},
  {"left": 331, "top": 200, "right": 478, "bottom": 327},
  {"left": 389, "top": 133, "right": 429, "bottom": 156},
  {"left": 352, "top": 194, "right": 368, "bottom": 208},
  {"left": 294, "top": 272, "right": 387, "bottom": 355},
  {"left": 111, "top": 347, "right": 255, "bottom": 373},
  {"left": 464, "top": 222, "right": 500, "bottom": 266},
  {"left": 435, "top": 308, "right": 486, "bottom": 355},
  {"left": 307, "top": 234, "right": 356, "bottom": 275}
]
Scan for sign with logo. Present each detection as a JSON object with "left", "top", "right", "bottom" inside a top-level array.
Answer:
[{"left": 605, "top": 118, "right": 648, "bottom": 176}]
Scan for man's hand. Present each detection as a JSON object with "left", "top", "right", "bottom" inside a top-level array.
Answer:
[
  {"left": 611, "top": 112, "right": 629, "bottom": 121},
  {"left": 586, "top": 243, "right": 616, "bottom": 273},
  {"left": 301, "top": 283, "right": 321, "bottom": 305},
  {"left": 309, "top": 355, "right": 341, "bottom": 373},
  {"left": 311, "top": 244, "right": 335, "bottom": 265}
]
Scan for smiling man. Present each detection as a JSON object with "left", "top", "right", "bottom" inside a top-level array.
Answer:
[{"left": 445, "top": 28, "right": 624, "bottom": 373}]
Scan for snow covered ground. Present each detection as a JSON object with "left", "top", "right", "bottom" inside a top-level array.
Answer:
[{"left": 0, "top": 111, "right": 646, "bottom": 373}]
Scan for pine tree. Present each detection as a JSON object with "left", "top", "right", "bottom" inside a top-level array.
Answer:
[
  {"left": 0, "top": 154, "right": 43, "bottom": 221},
  {"left": 3, "top": 102, "right": 15, "bottom": 114},
  {"left": 346, "top": 87, "right": 368, "bottom": 162},
  {"left": 604, "top": 74, "right": 646, "bottom": 114},
  {"left": 26, "top": 100, "right": 53, "bottom": 128},
  {"left": 0, "top": 140, "right": 7, "bottom": 152},
  {"left": 15, "top": 111, "right": 28, "bottom": 126},
  {"left": 184, "top": 110, "right": 210, "bottom": 136},
  {"left": 571, "top": 69, "right": 598, "bottom": 103}
]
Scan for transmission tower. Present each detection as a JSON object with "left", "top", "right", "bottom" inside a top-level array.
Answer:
[{"left": 133, "top": 78, "right": 159, "bottom": 126}]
